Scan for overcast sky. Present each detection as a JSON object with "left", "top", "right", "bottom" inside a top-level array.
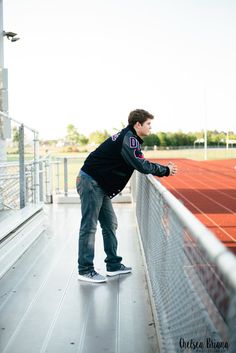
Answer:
[{"left": 3, "top": 0, "right": 236, "bottom": 138}]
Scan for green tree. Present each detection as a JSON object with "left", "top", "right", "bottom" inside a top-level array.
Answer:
[
  {"left": 157, "top": 132, "right": 170, "bottom": 147},
  {"left": 171, "top": 131, "right": 196, "bottom": 146},
  {"left": 78, "top": 134, "right": 89, "bottom": 146},
  {"left": 143, "top": 134, "right": 160, "bottom": 146},
  {"left": 89, "top": 130, "right": 110, "bottom": 144},
  {"left": 66, "top": 124, "right": 79, "bottom": 144}
]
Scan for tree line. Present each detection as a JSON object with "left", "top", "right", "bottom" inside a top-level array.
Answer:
[{"left": 62, "top": 124, "right": 236, "bottom": 147}]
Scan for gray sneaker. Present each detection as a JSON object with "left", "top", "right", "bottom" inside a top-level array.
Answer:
[
  {"left": 107, "top": 264, "right": 132, "bottom": 277},
  {"left": 78, "top": 270, "right": 107, "bottom": 283}
]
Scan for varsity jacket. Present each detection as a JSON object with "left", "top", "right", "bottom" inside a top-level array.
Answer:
[{"left": 81, "top": 125, "right": 170, "bottom": 198}]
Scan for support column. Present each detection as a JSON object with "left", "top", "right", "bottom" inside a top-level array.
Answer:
[
  {"left": 33, "top": 131, "right": 40, "bottom": 203},
  {"left": 19, "top": 124, "right": 25, "bottom": 208},
  {"left": 0, "top": 0, "right": 6, "bottom": 210}
]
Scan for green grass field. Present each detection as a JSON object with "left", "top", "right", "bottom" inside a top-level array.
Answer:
[
  {"left": 144, "top": 147, "right": 236, "bottom": 160},
  {"left": 7, "top": 147, "right": 236, "bottom": 162}
]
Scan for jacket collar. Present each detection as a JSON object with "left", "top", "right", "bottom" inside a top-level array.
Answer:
[{"left": 127, "top": 125, "right": 144, "bottom": 144}]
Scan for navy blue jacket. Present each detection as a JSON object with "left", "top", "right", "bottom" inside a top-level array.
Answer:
[{"left": 81, "top": 125, "right": 170, "bottom": 198}]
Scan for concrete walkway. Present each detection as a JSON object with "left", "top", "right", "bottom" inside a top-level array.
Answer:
[{"left": 0, "top": 203, "right": 158, "bottom": 353}]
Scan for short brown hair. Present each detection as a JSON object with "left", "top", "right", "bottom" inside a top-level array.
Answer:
[{"left": 128, "top": 109, "right": 154, "bottom": 126}]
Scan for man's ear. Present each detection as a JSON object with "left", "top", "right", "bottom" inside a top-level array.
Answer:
[{"left": 135, "top": 121, "right": 141, "bottom": 128}]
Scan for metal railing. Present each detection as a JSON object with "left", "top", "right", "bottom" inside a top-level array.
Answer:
[
  {"left": 0, "top": 157, "right": 53, "bottom": 209},
  {"left": 1, "top": 147, "right": 129, "bottom": 206},
  {"left": 0, "top": 111, "right": 53, "bottom": 209},
  {"left": 132, "top": 172, "right": 236, "bottom": 353},
  {"left": 52, "top": 156, "right": 85, "bottom": 196},
  {"left": 0, "top": 160, "right": 33, "bottom": 208},
  {"left": 51, "top": 156, "right": 131, "bottom": 198}
]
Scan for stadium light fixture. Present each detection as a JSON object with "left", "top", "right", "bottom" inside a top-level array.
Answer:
[{"left": 3, "top": 31, "right": 20, "bottom": 42}]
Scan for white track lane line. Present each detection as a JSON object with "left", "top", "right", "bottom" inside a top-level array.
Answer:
[{"left": 163, "top": 179, "right": 236, "bottom": 243}]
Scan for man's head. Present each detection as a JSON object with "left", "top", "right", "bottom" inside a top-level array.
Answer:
[{"left": 128, "top": 109, "right": 154, "bottom": 138}]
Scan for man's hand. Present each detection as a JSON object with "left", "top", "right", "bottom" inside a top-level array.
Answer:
[{"left": 168, "top": 162, "right": 177, "bottom": 176}]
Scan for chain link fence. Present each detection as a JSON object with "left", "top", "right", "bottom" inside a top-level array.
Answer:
[{"left": 132, "top": 172, "right": 236, "bottom": 353}]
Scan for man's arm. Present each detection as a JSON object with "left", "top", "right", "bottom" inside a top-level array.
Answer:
[{"left": 121, "top": 133, "right": 170, "bottom": 177}]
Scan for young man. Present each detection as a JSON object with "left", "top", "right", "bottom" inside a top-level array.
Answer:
[{"left": 76, "top": 109, "right": 177, "bottom": 283}]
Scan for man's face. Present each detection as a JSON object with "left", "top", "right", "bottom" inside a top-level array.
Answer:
[{"left": 136, "top": 118, "right": 152, "bottom": 137}]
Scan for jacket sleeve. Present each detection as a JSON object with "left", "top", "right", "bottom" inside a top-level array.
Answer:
[{"left": 121, "top": 133, "right": 170, "bottom": 177}]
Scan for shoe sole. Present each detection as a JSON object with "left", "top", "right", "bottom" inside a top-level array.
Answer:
[
  {"left": 78, "top": 275, "right": 107, "bottom": 283},
  {"left": 106, "top": 270, "right": 132, "bottom": 277}
]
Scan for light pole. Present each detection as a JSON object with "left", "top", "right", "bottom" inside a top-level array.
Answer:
[
  {"left": 203, "top": 85, "right": 208, "bottom": 161},
  {"left": 204, "top": 122, "right": 207, "bottom": 160},
  {"left": 0, "top": 1, "right": 20, "bottom": 210},
  {"left": 0, "top": 0, "right": 4, "bottom": 210},
  {"left": 0, "top": 0, "right": 9, "bottom": 164},
  {"left": 0, "top": 1, "right": 19, "bottom": 153},
  {"left": 0, "top": 0, "right": 3, "bottom": 66},
  {"left": 0, "top": 0, "right": 10, "bottom": 211}
]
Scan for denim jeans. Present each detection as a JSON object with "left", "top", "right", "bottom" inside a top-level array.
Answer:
[{"left": 76, "top": 172, "right": 122, "bottom": 274}]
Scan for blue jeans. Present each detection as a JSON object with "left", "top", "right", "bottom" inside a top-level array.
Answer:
[{"left": 76, "top": 172, "right": 122, "bottom": 274}]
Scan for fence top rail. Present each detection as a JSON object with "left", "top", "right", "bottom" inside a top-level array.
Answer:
[
  {"left": 0, "top": 161, "right": 34, "bottom": 167},
  {"left": 0, "top": 110, "right": 38, "bottom": 134},
  {"left": 54, "top": 156, "right": 87, "bottom": 160},
  {"left": 0, "top": 154, "right": 51, "bottom": 167},
  {"left": 146, "top": 174, "right": 236, "bottom": 293}
]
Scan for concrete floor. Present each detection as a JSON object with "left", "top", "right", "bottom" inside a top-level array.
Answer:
[{"left": 0, "top": 203, "right": 159, "bottom": 353}]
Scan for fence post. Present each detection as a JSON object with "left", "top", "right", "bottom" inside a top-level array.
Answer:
[
  {"left": 45, "top": 155, "right": 53, "bottom": 203},
  {"left": 0, "top": 136, "right": 5, "bottom": 209},
  {"left": 33, "top": 131, "right": 40, "bottom": 203},
  {"left": 39, "top": 160, "right": 44, "bottom": 202},
  {"left": 19, "top": 124, "right": 25, "bottom": 208},
  {"left": 55, "top": 158, "right": 60, "bottom": 194},
  {"left": 229, "top": 294, "right": 236, "bottom": 352},
  {"left": 64, "top": 157, "right": 68, "bottom": 196}
]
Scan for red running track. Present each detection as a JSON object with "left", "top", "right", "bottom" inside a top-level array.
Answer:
[{"left": 151, "top": 158, "right": 236, "bottom": 255}]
